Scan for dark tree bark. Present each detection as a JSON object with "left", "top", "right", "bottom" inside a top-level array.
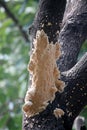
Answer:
[
  {"left": 29, "top": 0, "right": 66, "bottom": 42},
  {"left": 23, "top": 0, "right": 87, "bottom": 130},
  {"left": 58, "top": 0, "right": 87, "bottom": 71}
]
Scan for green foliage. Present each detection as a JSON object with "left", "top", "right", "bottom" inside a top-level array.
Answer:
[
  {"left": 78, "top": 40, "right": 87, "bottom": 59},
  {"left": 80, "top": 106, "right": 87, "bottom": 128},
  {"left": 0, "top": 0, "right": 38, "bottom": 129}
]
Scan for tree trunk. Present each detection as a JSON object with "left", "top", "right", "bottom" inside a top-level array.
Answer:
[{"left": 22, "top": 0, "right": 87, "bottom": 130}]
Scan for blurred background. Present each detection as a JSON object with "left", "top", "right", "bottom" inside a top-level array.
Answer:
[
  {"left": 0, "top": 0, "right": 38, "bottom": 129},
  {"left": 0, "top": 0, "right": 87, "bottom": 130}
]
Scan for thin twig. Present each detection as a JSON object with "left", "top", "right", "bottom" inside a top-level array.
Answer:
[{"left": 0, "top": 0, "right": 29, "bottom": 42}]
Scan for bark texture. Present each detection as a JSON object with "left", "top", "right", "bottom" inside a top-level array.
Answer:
[
  {"left": 58, "top": 0, "right": 87, "bottom": 71},
  {"left": 23, "top": 0, "right": 87, "bottom": 130},
  {"left": 29, "top": 0, "right": 66, "bottom": 42}
]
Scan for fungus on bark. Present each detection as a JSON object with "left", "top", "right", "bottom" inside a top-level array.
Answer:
[{"left": 22, "top": 30, "right": 65, "bottom": 118}]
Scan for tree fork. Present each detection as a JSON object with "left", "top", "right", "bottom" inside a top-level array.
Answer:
[
  {"left": 58, "top": 0, "right": 87, "bottom": 71},
  {"left": 23, "top": 0, "right": 87, "bottom": 130}
]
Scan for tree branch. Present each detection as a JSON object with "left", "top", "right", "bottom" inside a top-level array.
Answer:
[
  {"left": 22, "top": 0, "right": 87, "bottom": 130},
  {"left": 0, "top": 0, "right": 29, "bottom": 42},
  {"left": 29, "top": 0, "right": 66, "bottom": 43},
  {"left": 61, "top": 53, "right": 87, "bottom": 120},
  {"left": 62, "top": 52, "right": 87, "bottom": 79},
  {"left": 58, "top": 0, "right": 87, "bottom": 71}
]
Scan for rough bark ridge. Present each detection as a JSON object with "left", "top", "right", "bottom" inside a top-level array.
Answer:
[{"left": 23, "top": 0, "right": 87, "bottom": 130}]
